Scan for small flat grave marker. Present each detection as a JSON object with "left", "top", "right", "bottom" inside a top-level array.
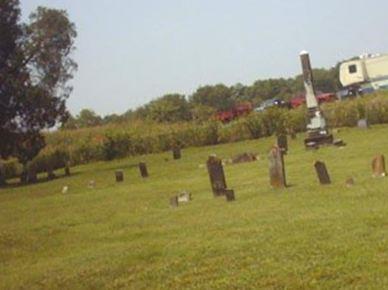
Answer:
[
  {"left": 372, "top": 154, "right": 386, "bottom": 177},
  {"left": 314, "top": 161, "right": 331, "bottom": 185},
  {"left": 177, "top": 191, "right": 191, "bottom": 203},
  {"left": 268, "top": 146, "right": 286, "bottom": 188},
  {"left": 139, "top": 162, "right": 149, "bottom": 178},
  {"left": 207, "top": 155, "right": 227, "bottom": 197},
  {"left": 345, "top": 177, "right": 355, "bottom": 187},
  {"left": 170, "top": 196, "right": 179, "bottom": 208}
]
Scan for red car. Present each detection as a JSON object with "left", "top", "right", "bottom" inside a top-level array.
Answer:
[{"left": 290, "top": 92, "right": 337, "bottom": 108}]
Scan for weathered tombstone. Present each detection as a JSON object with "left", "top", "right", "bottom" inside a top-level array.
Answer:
[
  {"left": 88, "top": 180, "right": 96, "bottom": 189},
  {"left": 224, "top": 189, "right": 235, "bottom": 202},
  {"left": 115, "top": 170, "right": 124, "bottom": 182},
  {"left": 357, "top": 119, "right": 369, "bottom": 129},
  {"left": 172, "top": 148, "right": 181, "bottom": 160},
  {"left": 177, "top": 191, "right": 192, "bottom": 203},
  {"left": 27, "top": 164, "right": 38, "bottom": 184},
  {"left": 0, "top": 163, "right": 6, "bottom": 186},
  {"left": 345, "top": 177, "right": 355, "bottom": 187},
  {"left": 314, "top": 161, "right": 331, "bottom": 185},
  {"left": 170, "top": 196, "right": 179, "bottom": 208},
  {"left": 232, "top": 153, "right": 257, "bottom": 164},
  {"left": 207, "top": 155, "right": 227, "bottom": 197},
  {"left": 277, "top": 135, "right": 288, "bottom": 154},
  {"left": 62, "top": 186, "right": 69, "bottom": 194},
  {"left": 46, "top": 163, "right": 56, "bottom": 180},
  {"left": 372, "top": 154, "right": 386, "bottom": 177},
  {"left": 64, "top": 161, "right": 71, "bottom": 176},
  {"left": 268, "top": 146, "right": 286, "bottom": 188},
  {"left": 288, "top": 128, "right": 297, "bottom": 140},
  {"left": 139, "top": 162, "right": 149, "bottom": 178}
]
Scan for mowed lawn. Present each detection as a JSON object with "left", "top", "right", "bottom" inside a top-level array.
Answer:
[{"left": 1, "top": 125, "right": 388, "bottom": 289}]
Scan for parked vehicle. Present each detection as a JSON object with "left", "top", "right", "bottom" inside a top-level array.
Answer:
[
  {"left": 340, "top": 53, "right": 388, "bottom": 91},
  {"left": 290, "top": 92, "right": 337, "bottom": 108},
  {"left": 215, "top": 103, "right": 253, "bottom": 123},
  {"left": 254, "top": 98, "right": 290, "bottom": 112}
]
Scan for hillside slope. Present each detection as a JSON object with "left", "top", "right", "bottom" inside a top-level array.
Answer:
[{"left": 1, "top": 125, "right": 388, "bottom": 289}]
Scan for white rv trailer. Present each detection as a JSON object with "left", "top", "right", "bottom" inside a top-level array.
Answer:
[{"left": 339, "top": 53, "right": 388, "bottom": 90}]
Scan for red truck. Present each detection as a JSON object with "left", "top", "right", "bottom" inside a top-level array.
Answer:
[
  {"left": 290, "top": 92, "right": 337, "bottom": 108},
  {"left": 215, "top": 103, "right": 253, "bottom": 123}
]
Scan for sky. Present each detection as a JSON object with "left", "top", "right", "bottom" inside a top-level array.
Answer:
[{"left": 21, "top": 0, "right": 388, "bottom": 116}]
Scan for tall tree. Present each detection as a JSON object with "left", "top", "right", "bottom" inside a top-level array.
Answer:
[
  {"left": 190, "top": 84, "right": 235, "bottom": 112},
  {"left": 0, "top": 1, "right": 77, "bottom": 167}
]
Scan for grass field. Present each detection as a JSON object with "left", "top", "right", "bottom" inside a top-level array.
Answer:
[{"left": 1, "top": 125, "right": 388, "bottom": 289}]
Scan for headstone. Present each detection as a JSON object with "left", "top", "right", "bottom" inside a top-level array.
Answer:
[
  {"left": 288, "top": 128, "right": 297, "bottom": 140},
  {"left": 62, "top": 186, "right": 69, "bottom": 194},
  {"left": 232, "top": 153, "right": 257, "bottom": 164},
  {"left": 139, "top": 162, "right": 149, "bottom": 178},
  {"left": 27, "top": 164, "right": 38, "bottom": 184},
  {"left": 357, "top": 119, "right": 369, "bottom": 129},
  {"left": 268, "top": 146, "right": 286, "bottom": 188},
  {"left": 46, "top": 163, "right": 56, "bottom": 180},
  {"left": 115, "top": 170, "right": 124, "bottom": 182},
  {"left": 172, "top": 148, "right": 181, "bottom": 160},
  {"left": 207, "top": 155, "right": 227, "bottom": 197},
  {"left": 0, "top": 163, "right": 6, "bottom": 186},
  {"left": 277, "top": 135, "right": 288, "bottom": 154},
  {"left": 224, "top": 189, "right": 235, "bottom": 202},
  {"left": 314, "top": 161, "right": 331, "bottom": 185},
  {"left": 372, "top": 154, "right": 386, "bottom": 177},
  {"left": 170, "top": 196, "right": 179, "bottom": 208},
  {"left": 88, "top": 180, "right": 96, "bottom": 189},
  {"left": 345, "top": 177, "right": 355, "bottom": 187},
  {"left": 64, "top": 161, "right": 71, "bottom": 176},
  {"left": 177, "top": 191, "right": 192, "bottom": 203}
]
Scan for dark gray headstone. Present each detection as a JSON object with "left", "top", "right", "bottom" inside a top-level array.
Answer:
[
  {"left": 357, "top": 119, "right": 369, "bottom": 129},
  {"left": 372, "top": 154, "right": 386, "bottom": 177},
  {"left": 27, "top": 164, "right": 38, "bottom": 184},
  {"left": 139, "top": 162, "right": 149, "bottom": 178},
  {"left": 277, "top": 135, "right": 288, "bottom": 154},
  {"left": 170, "top": 196, "right": 179, "bottom": 208},
  {"left": 207, "top": 155, "right": 227, "bottom": 197},
  {"left": 268, "top": 146, "right": 286, "bottom": 188},
  {"left": 115, "top": 170, "right": 124, "bottom": 182},
  {"left": 46, "top": 163, "right": 56, "bottom": 180},
  {"left": 64, "top": 161, "right": 71, "bottom": 176},
  {"left": 314, "top": 161, "right": 331, "bottom": 185},
  {"left": 172, "top": 148, "right": 181, "bottom": 160},
  {"left": 224, "top": 189, "right": 235, "bottom": 202},
  {"left": 0, "top": 163, "right": 6, "bottom": 186}
]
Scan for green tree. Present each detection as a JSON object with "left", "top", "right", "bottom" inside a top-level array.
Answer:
[
  {"left": 190, "top": 84, "right": 235, "bottom": 111},
  {"left": 0, "top": 1, "right": 77, "bottom": 168},
  {"left": 146, "top": 94, "right": 191, "bottom": 122},
  {"left": 76, "top": 109, "right": 102, "bottom": 128}
]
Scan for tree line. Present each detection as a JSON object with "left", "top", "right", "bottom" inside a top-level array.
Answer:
[{"left": 64, "top": 67, "right": 341, "bottom": 129}]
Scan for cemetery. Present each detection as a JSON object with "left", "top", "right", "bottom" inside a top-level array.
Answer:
[
  {"left": 1, "top": 123, "right": 388, "bottom": 289},
  {"left": 2, "top": 1, "right": 388, "bottom": 289}
]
